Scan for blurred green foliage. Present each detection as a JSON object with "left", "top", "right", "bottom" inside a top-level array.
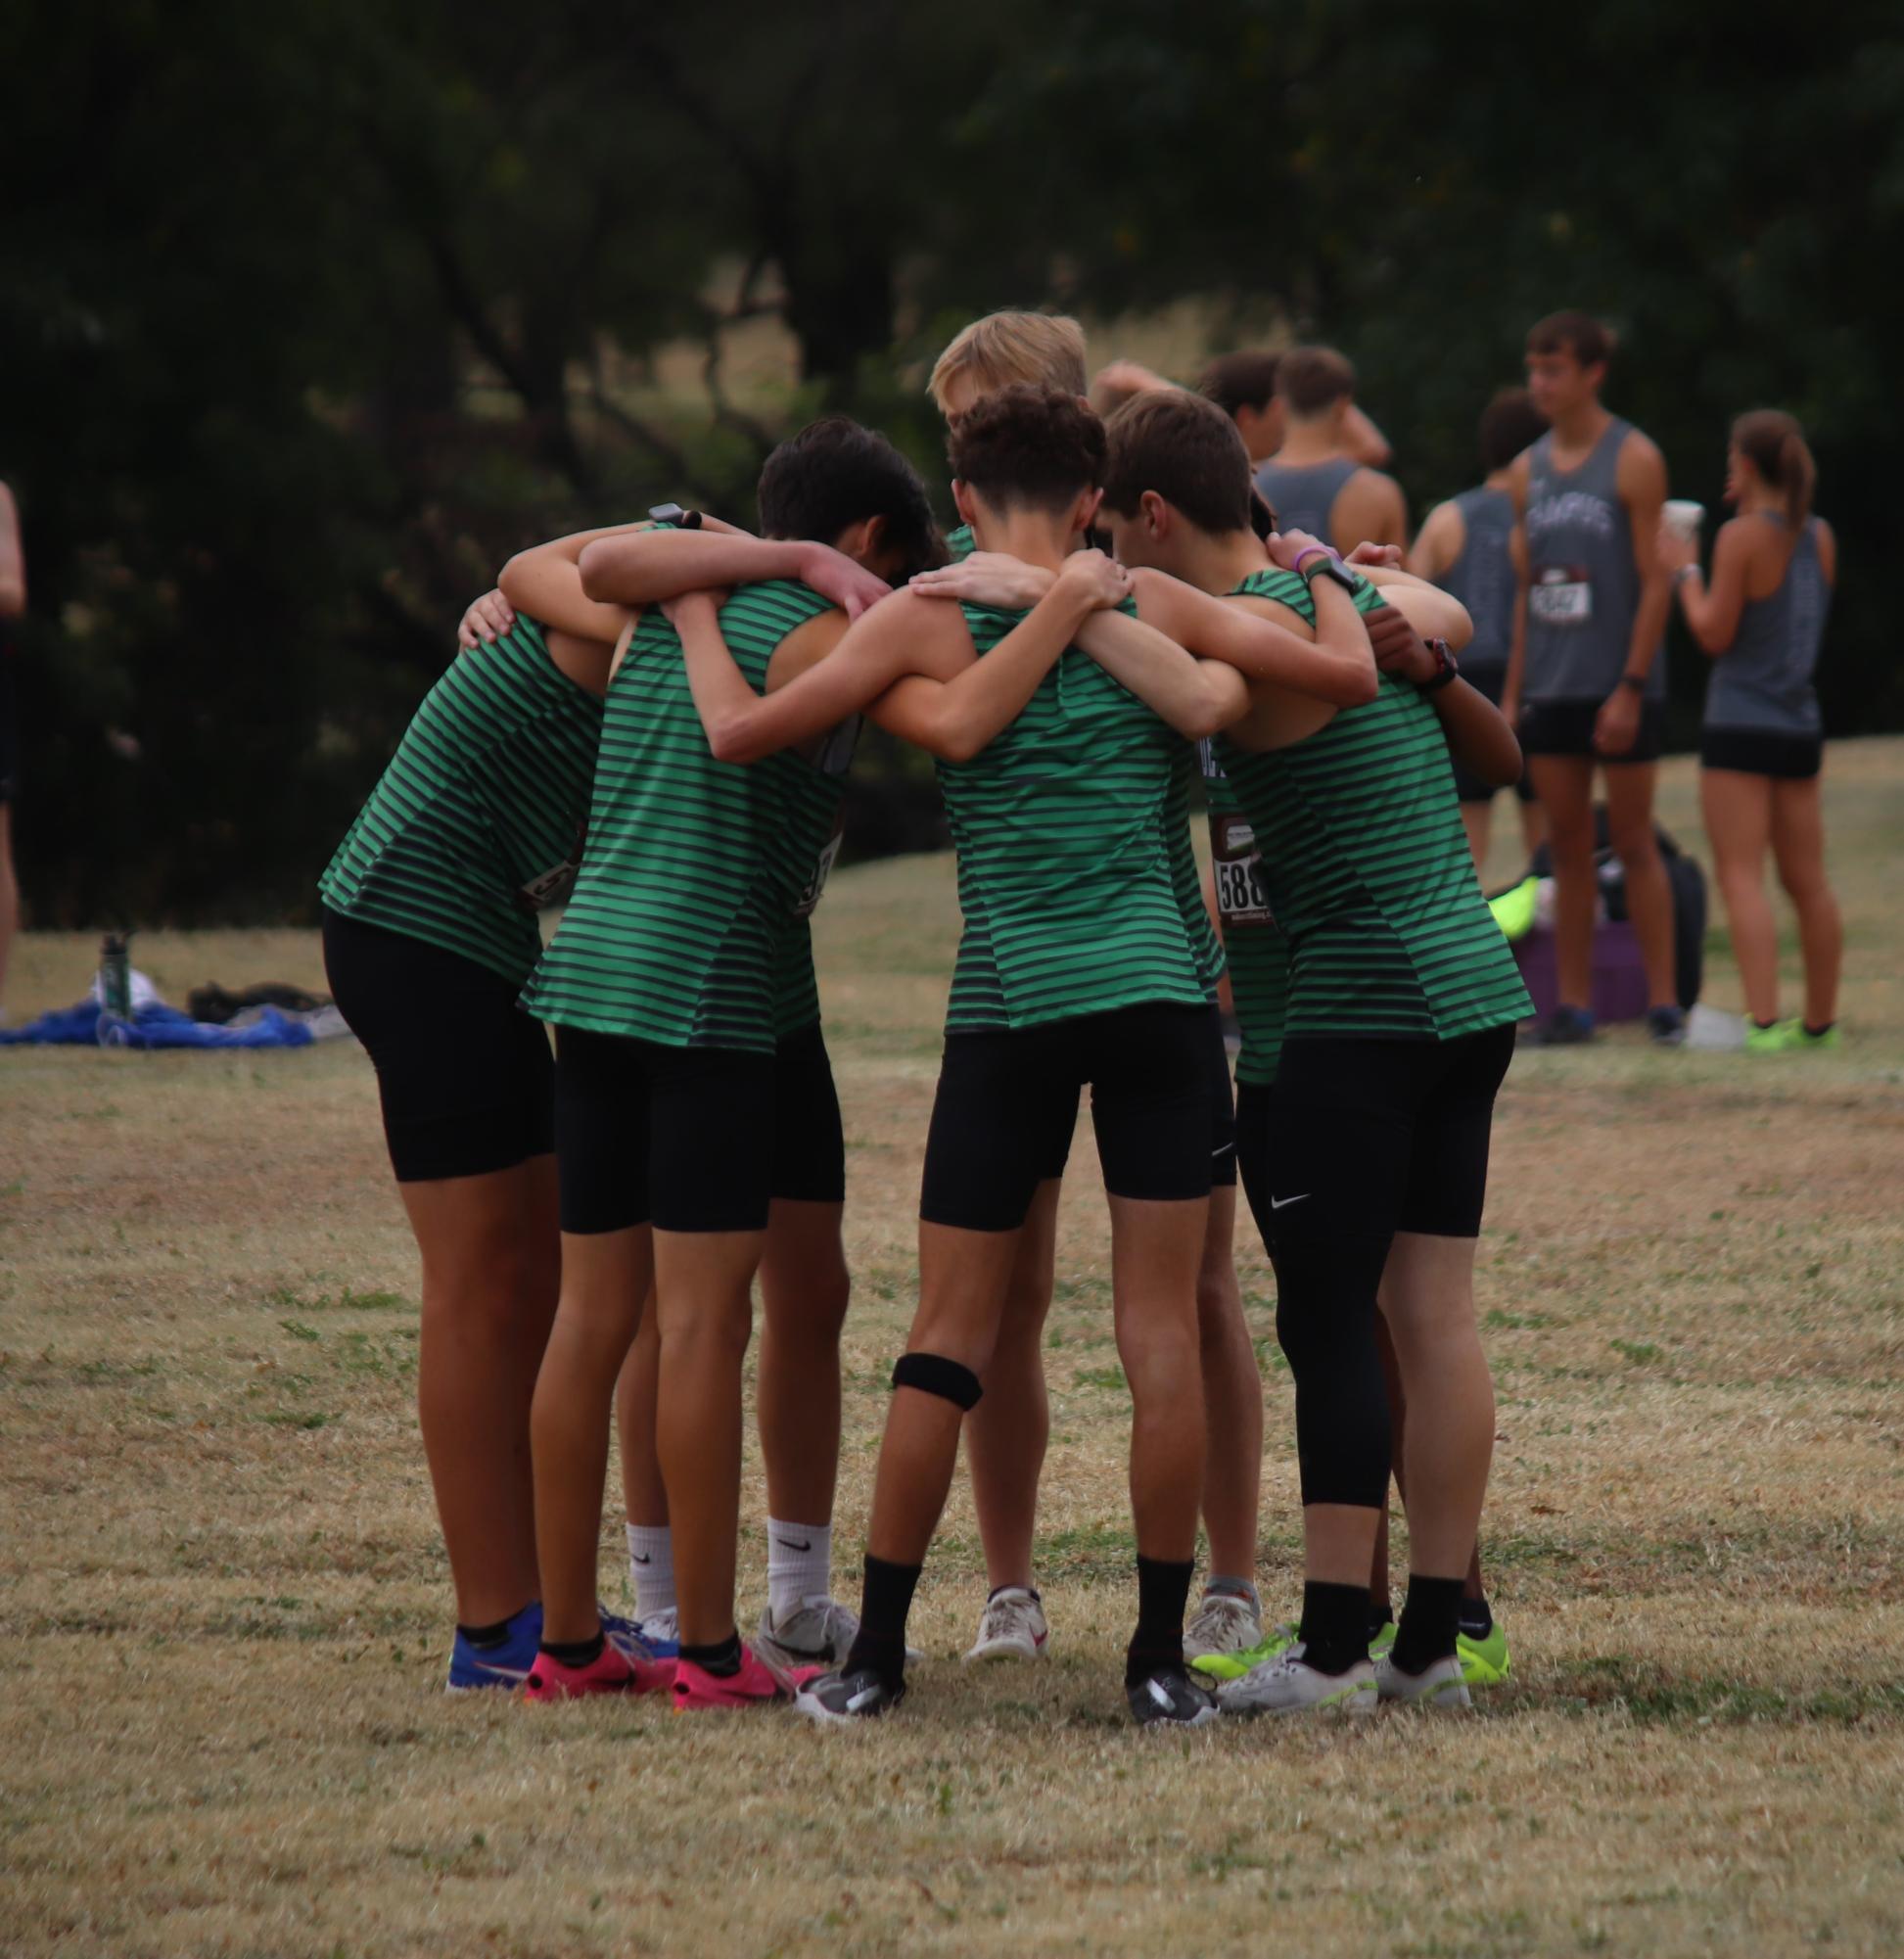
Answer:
[{"left": 4, "top": 1, "right": 1899, "bottom": 922}]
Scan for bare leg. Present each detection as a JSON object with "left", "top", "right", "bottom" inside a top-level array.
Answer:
[
  {"left": 530, "top": 1224, "right": 653, "bottom": 1643},
  {"left": 399, "top": 1157, "right": 561, "bottom": 1629},
  {"left": 967, "top": 1180, "right": 1060, "bottom": 1590},
  {"left": 1197, "top": 1185, "right": 1262, "bottom": 1583},
  {"left": 865, "top": 1221, "right": 1022, "bottom": 1565},
  {"left": 1700, "top": 768, "right": 1779, "bottom": 1022},
  {"left": 1529, "top": 755, "right": 1598, "bottom": 1009},
  {"left": 757, "top": 1198, "right": 852, "bottom": 1525},
  {"left": 1770, "top": 775, "right": 1842, "bottom": 1030},
  {"left": 652, "top": 1227, "right": 764, "bottom": 1647},
  {"left": 1517, "top": 792, "right": 1547, "bottom": 863},
  {"left": 1460, "top": 799, "right": 1492, "bottom": 870},
  {"left": 1110, "top": 1193, "right": 1210, "bottom": 1561},
  {"left": 1370, "top": 1310, "right": 1404, "bottom": 1612},
  {"left": 615, "top": 1294, "right": 667, "bottom": 1526},
  {"left": 1378, "top": 1232, "right": 1493, "bottom": 1578},
  {"left": 0, "top": 806, "right": 17, "bottom": 1009},
  {"left": 1603, "top": 762, "right": 1678, "bottom": 1011}
]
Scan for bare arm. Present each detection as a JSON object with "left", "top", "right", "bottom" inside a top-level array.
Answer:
[
  {"left": 1344, "top": 562, "right": 1473, "bottom": 648},
  {"left": 1405, "top": 499, "right": 1463, "bottom": 584},
  {"left": 1071, "top": 606, "right": 1251, "bottom": 739},
  {"left": 1503, "top": 456, "right": 1532, "bottom": 723},
  {"left": 1617, "top": 432, "right": 1672, "bottom": 684},
  {"left": 1662, "top": 517, "right": 1754, "bottom": 655},
  {"left": 580, "top": 528, "right": 890, "bottom": 620},
  {"left": 1132, "top": 566, "right": 1378, "bottom": 705},
  {"left": 1375, "top": 623, "right": 1522, "bottom": 788},
  {"left": 498, "top": 521, "right": 653, "bottom": 643},
  {"left": 1343, "top": 402, "right": 1393, "bottom": 469},
  {"left": 1334, "top": 470, "right": 1409, "bottom": 553},
  {"left": 0, "top": 484, "right": 24, "bottom": 616}
]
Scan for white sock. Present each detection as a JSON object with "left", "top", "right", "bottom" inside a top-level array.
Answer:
[
  {"left": 766, "top": 1518, "right": 832, "bottom": 1620},
  {"left": 626, "top": 1523, "right": 674, "bottom": 1623}
]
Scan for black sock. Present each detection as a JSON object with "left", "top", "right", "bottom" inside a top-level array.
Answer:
[
  {"left": 1393, "top": 1574, "right": 1465, "bottom": 1674},
  {"left": 678, "top": 1632, "right": 743, "bottom": 1678},
  {"left": 1297, "top": 1581, "right": 1370, "bottom": 1677},
  {"left": 540, "top": 1631, "right": 606, "bottom": 1669},
  {"left": 844, "top": 1554, "right": 921, "bottom": 1688},
  {"left": 1458, "top": 1593, "right": 1494, "bottom": 1642},
  {"left": 1368, "top": 1599, "right": 1394, "bottom": 1643},
  {"left": 1753, "top": 1016, "right": 1779, "bottom": 1031},
  {"left": 1124, "top": 1555, "right": 1195, "bottom": 1686},
  {"left": 1804, "top": 1020, "right": 1834, "bottom": 1038},
  {"left": 458, "top": 1613, "right": 519, "bottom": 1651}
]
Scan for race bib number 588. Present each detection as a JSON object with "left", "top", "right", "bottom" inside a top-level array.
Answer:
[{"left": 1211, "top": 814, "right": 1272, "bottom": 928}]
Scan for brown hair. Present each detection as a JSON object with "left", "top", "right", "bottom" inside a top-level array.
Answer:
[
  {"left": 1101, "top": 390, "right": 1255, "bottom": 536},
  {"left": 948, "top": 383, "right": 1106, "bottom": 513},
  {"left": 1732, "top": 408, "right": 1817, "bottom": 527},
  {"left": 1478, "top": 388, "right": 1549, "bottom": 474},
  {"left": 927, "top": 311, "right": 1088, "bottom": 412},
  {"left": 1198, "top": 350, "right": 1281, "bottom": 419},
  {"left": 1526, "top": 309, "right": 1614, "bottom": 370},
  {"left": 1277, "top": 345, "right": 1356, "bottom": 418}
]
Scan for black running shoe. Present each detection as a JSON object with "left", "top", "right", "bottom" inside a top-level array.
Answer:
[
  {"left": 1127, "top": 1664, "right": 1220, "bottom": 1728},
  {"left": 1534, "top": 1004, "right": 1596, "bottom": 1046},
  {"left": 1647, "top": 1004, "right": 1687, "bottom": 1047},
  {"left": 793, "top": 1665, "right": 906, "bottom": 1724}
]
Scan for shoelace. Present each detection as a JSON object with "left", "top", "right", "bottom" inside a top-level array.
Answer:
[{"left": 983, "top": 1598, "right": 1037, "bottom": 1643}]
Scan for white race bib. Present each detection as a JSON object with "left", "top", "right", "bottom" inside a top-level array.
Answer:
[
  {"left": 1210, "top": 814, "right": 1273, "bottom": 928},
  {"left": 1530, "top": 564, "right": 1593, "bottom": 627}
]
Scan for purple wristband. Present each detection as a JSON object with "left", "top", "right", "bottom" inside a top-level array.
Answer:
[{"left": 1292, "top": 545, "right": 1331, "bottom": 577}]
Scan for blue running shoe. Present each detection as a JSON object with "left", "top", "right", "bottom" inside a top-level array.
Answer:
[
  {"left": 446, "top": 1601, "right": 542, "bottom": 1693},
  {"left": 602, "top": 1604, "right": 676, "bottom": 1663}
]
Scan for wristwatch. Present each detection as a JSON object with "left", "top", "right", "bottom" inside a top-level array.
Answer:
[
  {"left": 1302, "top": 553, "right": 1360, "bottom": 596},
  {"left": 1617, "top": 673, "right": 1648, "bottom": 693},
  {"left": 1418, "top": 638, "right": 1460, "bottom": 692},
  {"left": 647, "top": 501, "right": 704, "bottom": 531}
]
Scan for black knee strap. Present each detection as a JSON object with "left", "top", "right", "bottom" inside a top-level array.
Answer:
[{"left": 892, "top": 1351, "right": 983, "bottom": 1411}]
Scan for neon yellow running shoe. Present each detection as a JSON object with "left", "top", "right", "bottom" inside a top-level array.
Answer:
[
  {"left": 1370, "top": 1621, "right": 1397, "bottom": 1660},
  {"left": 1457, "top": 1619, "right": 1511, "bottom": 1686},
  {"left": 1190, "top": 1620, "right": 1297, "bottom": 1682},
  {"left": 1745, "top": 1018, "right": 1799, "bottom": 1054}
]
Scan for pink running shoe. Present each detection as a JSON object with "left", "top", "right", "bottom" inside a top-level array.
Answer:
[
  {"left": 524, "top": 1641, "right": 673, "bottom": 1703},
  {"left": 671, "top": 1643, "right": 819, "bottom": 1712}
]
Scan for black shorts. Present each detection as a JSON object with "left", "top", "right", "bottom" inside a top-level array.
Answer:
[
  {"left": 1235, "top": 1024, "right": 1515, "bottom": 1252},
  {"left": 1025, "top": 1002, "right": 1235, "bottom": 1191},
  {"left": 554, "top": 1026, "right": 776, "bottom": 1236},
  {"left": 322, "top": 907, "right": 554, "bottom": 1184},
  {"left": 1699, "top": 726, "right": 1822, "bottom": 780},
  {"left": 0, "top": 645, "right": 18, "bottom": 805},
  {"left": 921, "top": 1003, "right": 1219, "bottom": 1233},
  {"left": 1452, "top": 666, "right": 1536, "bottom": 806},
  {"left": 770, "top": 1021, "right": 847, "bottom": 1205},
  {"left": 1519, "top": 695, "right": 1665, "bottom": 766}
]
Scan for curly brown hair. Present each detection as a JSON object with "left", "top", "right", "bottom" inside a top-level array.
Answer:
[{"left": 947, "top": 383, "right": 1105, "bottom": 513}]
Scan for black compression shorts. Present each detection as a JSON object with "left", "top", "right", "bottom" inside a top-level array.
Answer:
[
  {"left": 920, "top": 1002, "right": 1219, "bottom": 1233},
  {"left": 1519, "top": 696, "right": 1665, "bottom": 766},
  {"left": 1451, "top": 665, "right": 1537, "bottom": 805},
  {"left": 322, "top": 907, "right": 554, "bottom": 1184},
  {"left": 1698, "top": 726, "right": 1822, "bottom": 780},
  {"left": 769, "top": 1021, "right": 847, "bottom": 1205},
  {"left": 1235, "top": 1023, "right": 1516, "bottom": 1251}
]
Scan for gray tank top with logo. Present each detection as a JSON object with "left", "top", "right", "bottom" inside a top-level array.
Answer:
[
  {"left": 1435, "top": 486, "right": 1516, "bottom": 676},
  {"left": 1252, "top": 456, "right": 1361, "bottom": 552},
  {"left": 1522, "top": 416, "right": 1663, "bottom": 702},
  {"left": 1704, "top": 517, "right": 1827, "bottom": 736}
]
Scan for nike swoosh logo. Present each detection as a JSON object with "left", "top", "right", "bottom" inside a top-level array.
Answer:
[
  {"left": 1269, "top": 1192, "right": 1311, "bottom": 1210},
  {"left": 775, "top": 1537, "right": 813, "bottom": 1553},
  {"left": 631, "top": 1554, "right": 651, "bottom": 1564},
  {"left": 1211, "top": 1142, "right": 1235, "bottom": 1159}
]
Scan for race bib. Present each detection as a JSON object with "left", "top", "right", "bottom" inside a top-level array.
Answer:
[
  {"left": 792, "top": 812, "right": 845, "bottom": 919},
  {"left": 1210, "top": 814, "right": 1273, "bottom": 928},
  {"left": 1530, "top": 565, "right": 1593, "bottom": 627},
  {"left": 517, "top": 819, "right": 587, "bottom": 913}
]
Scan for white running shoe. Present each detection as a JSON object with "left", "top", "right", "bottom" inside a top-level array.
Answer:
[
  {"left": 1374, "top": 1650, "right": 1472, "bottom": 1709},
  {"left": 757, "top": 1596, "right": 922, "bottom": 1672},
  {"left": 635, "top": 1608, "right": 678, "bottom": 1650},
  {"left": 1217, "top": 1647, "right": 1377, "bottom": 1719},
  {"left": 963, "top": 1585, "right": 1048, "bottom": 1663},
  {"left": 1184, "top": 1590, "right": 1263, "bottom": 1661}
]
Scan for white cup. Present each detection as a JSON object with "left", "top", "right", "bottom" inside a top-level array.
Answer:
[{"left": 1662, "top": 499, "right": 1705, "bottom": 541}]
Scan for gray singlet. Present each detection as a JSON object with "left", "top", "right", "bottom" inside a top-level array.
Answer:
[
  {"left": 1704, "top": 516, "right": 1828, "bottom": 737},
  {"left": 1435, "top": 486, "right": 1516, "bottom": 676},
  {"left": 1522, "top": 415, "right": 1663, "bottom": 703},
  {"left": 1252, "top": 455, "right": 1361, "bottom": 552}
]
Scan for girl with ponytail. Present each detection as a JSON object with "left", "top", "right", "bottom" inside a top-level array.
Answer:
[{"left": 1657, "top": 411, "right": 1841, "bottom": 1050}]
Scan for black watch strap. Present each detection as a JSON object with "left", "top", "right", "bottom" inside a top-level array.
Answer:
[
  {"left": 1303, "top": 555, "right": 1359, "bottom": 596},
  {"left": 1419, "top": 638, "right": 1460, "bottom": 692}
]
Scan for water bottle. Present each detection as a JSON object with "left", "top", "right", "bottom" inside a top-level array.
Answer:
[{"left": 98, "top": 932, "right": 133, "bottom": 1043}]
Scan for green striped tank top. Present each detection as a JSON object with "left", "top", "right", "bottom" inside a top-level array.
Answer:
[
  {"left": 318, "top": 614, "right": 602, "bottom": 986},
  {"left": 950, "top": 523, "right": 1221, "bottom": 999},
  {"left": 523, "top": 580, "right": 838, "bottom": 1051},
  {"left": 938, "top": 601, "right": 1209, "bottom": 1032},
  {"left": 1214, "top": 569, "right": 1531, "bottom": 1044},
  {"left": 1201, "top": 737, "right": 1292, "bottom": 1086},
  {"left": 768, "top": 714, "right": 859, "bottom": 1039}
]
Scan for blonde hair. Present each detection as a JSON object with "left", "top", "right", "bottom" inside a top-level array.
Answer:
[{"left": 927, "top": 311, "right": 1088, "bottom": 413}]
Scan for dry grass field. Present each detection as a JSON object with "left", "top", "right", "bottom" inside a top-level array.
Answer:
[{"left": 3, "top": 740, "right": 1901, "bottom": 1958}]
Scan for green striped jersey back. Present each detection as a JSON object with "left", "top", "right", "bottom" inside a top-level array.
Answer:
[
  {"left": 1201, "top": 738, "right": 1292, "bottom": 1085},
  {"left": 523, "top": 579, "right": 837, "bottom": 1051},
  {"left": 938, "top": 600, "right": 1209, "bottom": 1032},
  {"left": 1214, "top": 566, "right": 1531, "bottom": 1043},
  {"left": 768, "top": 712, "right": 859, "bottom": 1039},
  {"left": 318, "top": 614, "right": 602, "bottom": 986}
]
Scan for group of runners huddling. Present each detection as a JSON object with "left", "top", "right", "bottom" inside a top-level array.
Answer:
[{"left": 319, "top": 303, "right": 1837, "bottom": 1729}]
